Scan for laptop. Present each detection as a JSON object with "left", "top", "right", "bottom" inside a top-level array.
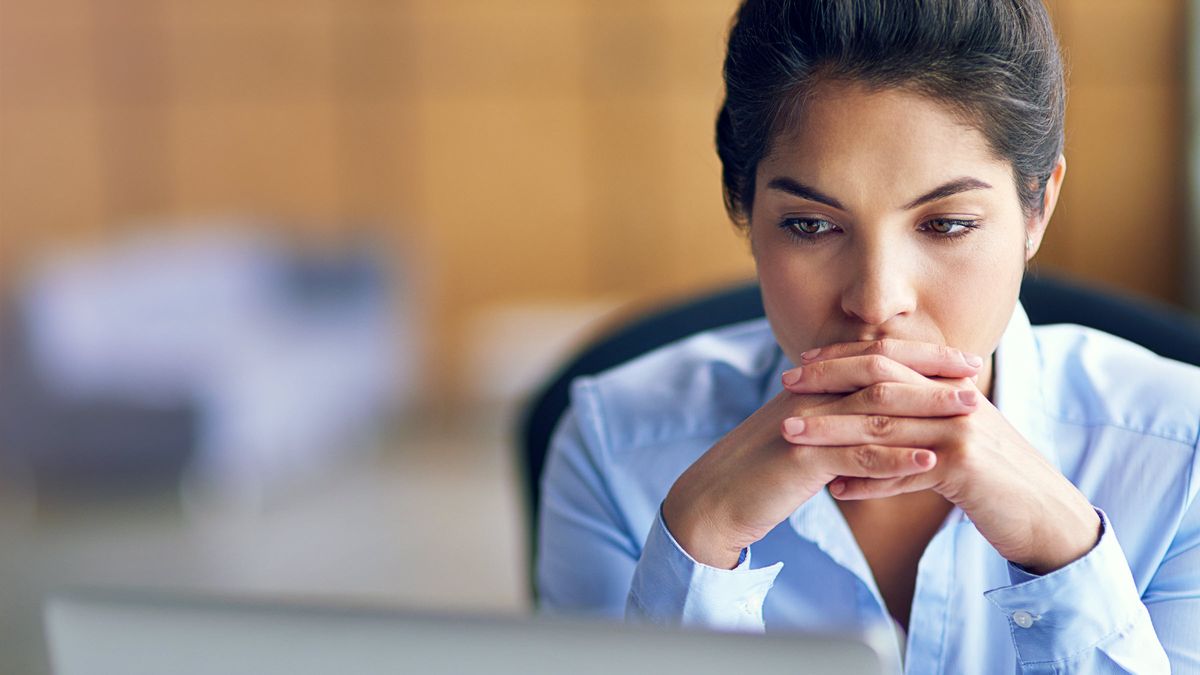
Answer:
[{"left": 45, "top": 588, "right": 897, "bottom": 675}]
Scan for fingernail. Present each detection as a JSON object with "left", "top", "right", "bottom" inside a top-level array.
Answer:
[
  {"left": 829, "top": 480, "right": 846, "bottom": 496},
  {"left": 957, "top": 390, "right": 978, "bottom": 406},
  {"left": 914, "top": 450, "right": 935, "bottom": 468},
  {"left": 963, "top": 352, "right": 984, "bottom": 368},
  {"left": 783, "top": 418, "right": 805, "bottom": 436},
  {"left": 801, "top": 348, "right": 821, "bottom": 361},
  {"left": 782, "top": 368, "right": 803, "bottom": 386}
]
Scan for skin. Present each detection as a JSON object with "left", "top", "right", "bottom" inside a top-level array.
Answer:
[{"left": 661, "top": 81, "right": 1098, "bottom": 621}]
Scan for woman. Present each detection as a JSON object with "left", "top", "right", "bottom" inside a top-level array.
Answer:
[{"left": 537, "top": 1, "right": 1200, "bottom": 672}]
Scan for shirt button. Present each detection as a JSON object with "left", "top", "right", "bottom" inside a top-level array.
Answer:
[{"left": 1012, "top": 610, "right": 1035, "bottom": 628}]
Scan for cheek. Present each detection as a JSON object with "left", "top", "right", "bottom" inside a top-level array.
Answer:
[
  {"left": 754, "top": 237, "right": 818, "bottom": 304},
  {"left": 753, "top": 238, "right": 835, "bottom": 344},
  {"left": 923, "top": 242, "right": 1025, "bottom": 350}
]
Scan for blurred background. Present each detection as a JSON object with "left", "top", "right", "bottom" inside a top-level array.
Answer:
[{"left": 1, "top": 0, "right": 1197, "bottom": 672}]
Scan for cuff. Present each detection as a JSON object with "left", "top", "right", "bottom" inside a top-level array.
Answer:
[
  {"left": 983, "top": 508, "right": 1146, "bottom": 666},
  {"left": 625, "top": 505, "right": 783, "bottom": 631}
]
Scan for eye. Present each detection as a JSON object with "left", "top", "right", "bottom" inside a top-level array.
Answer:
[
  {"left": 921, "top": 218, "right": 980, "bottom": 238},
  {"left": 780, "top": 217, "right": 839, "bottom": 241}
]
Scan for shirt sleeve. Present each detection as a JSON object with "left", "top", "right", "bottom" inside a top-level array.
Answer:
[
  {"left": 983, "top": 508, "right": 1176, "bottom": 673},
  {"left": 625, "top": 506, "right": 783, "bottom": 632},
  {"left": 1143, "top": 444, "right": 1200, "bottom": 673},
  {"left": 537, "top": 398, "right": 783, "bottom": 630},
  {"left": 536, "top": 407, "right": 640, "bottom": 618}
]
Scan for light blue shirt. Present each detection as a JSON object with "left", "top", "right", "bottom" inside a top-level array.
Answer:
[{"left": 537, "top": 302, "right": 1200, "bottom": 673}]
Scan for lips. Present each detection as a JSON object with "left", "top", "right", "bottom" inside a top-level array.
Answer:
[{"left": 837, "top": 334, "right": 941, "bottom": 346}]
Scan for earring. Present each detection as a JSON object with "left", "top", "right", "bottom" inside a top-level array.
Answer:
[{"left": 1025, "top": 236, "right": 1034, "bottom": 252}]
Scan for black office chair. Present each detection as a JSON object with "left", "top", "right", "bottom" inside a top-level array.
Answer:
[{"left": 517, "top": 273, "right": 1200, "bottom": 599}]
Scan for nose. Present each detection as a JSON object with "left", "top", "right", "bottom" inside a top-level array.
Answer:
[{"left": 839, "top": 240, "right": 918, "bottom": 327}]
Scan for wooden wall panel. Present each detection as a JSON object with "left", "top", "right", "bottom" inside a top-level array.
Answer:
[
  {"left": 1045, "top": 0, "right": 1188, "bottom": 299},
  {"left": 164, "top": 5, "right": 335, "bottom": 104},
  {"left": 0, "top": 104, "right": 108, "bottom": 265},
  {"left": 168, "top": 100, "right": 345, "bottom": 225},
  {"left": 1050, "top": 83, "right": 1185, "bottom": 297},
  {"left": 658, "top": 94, "right": 755, "bottom": 291},
  {"left": 0, "top": 7, "right": 97, "bottom": 106},
  {"left": 406, "top": 1, "right": 587, "bottom": 98}
]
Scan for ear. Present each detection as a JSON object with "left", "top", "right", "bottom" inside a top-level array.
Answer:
[{"left": 1026, "top": 154, "right": 1066, "bottom": 262}]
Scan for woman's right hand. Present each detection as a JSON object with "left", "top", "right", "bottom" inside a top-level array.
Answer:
[{"left": 660, "top": 340, "right": 984, "bottom": 569}]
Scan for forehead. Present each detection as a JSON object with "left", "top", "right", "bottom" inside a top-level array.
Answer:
[{"left": 759, "top": 81, "right": 1013, "bottom": 202}]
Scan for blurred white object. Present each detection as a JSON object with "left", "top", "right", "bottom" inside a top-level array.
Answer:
[
  {"left": 461, "top": 301, "right": 624, "bottom": 409},
  {"left": 45, "top": 589, "right": 895, "bottom": 675},
  {"left": 20, "top": 226, "right": 414, "bottom": 508}
]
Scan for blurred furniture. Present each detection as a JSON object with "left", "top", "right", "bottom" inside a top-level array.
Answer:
[
  {"left": 0, "top": 230, "right": 407, "bottom": 505},
  {"left": 0, "top": 301, "right": 198, "bottom": 500},
  {"left": 518, "top": 273, "right": 1200, "bottom": 599}
]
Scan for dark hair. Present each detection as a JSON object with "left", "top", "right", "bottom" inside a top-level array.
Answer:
[{"left": 716, "top": 0, "right": 1066, "bottom": 227}]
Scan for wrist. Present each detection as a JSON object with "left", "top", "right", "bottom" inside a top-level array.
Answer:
[
  {"left": 661, "top": 493, "right": 744, "bottom": 570},
  {"left": 1014, "top": 506, "right": 1101, "bottom": 575}
]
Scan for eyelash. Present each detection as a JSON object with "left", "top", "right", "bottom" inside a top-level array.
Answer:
[{"left": 778, "top": 217, "right": 982, "bottom": 243}]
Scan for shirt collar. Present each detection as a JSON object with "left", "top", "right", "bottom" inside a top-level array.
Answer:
[{"left": 992, "top": 300, "right": 1057, "bottom": 471}]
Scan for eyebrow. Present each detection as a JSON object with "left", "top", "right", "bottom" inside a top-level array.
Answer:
[
  {"left": 901, "top": 177, "right": 994, "bottom": 210},
  {"left": 765, "top": 177, "right": 845, "bottom": 210},
  {"left": 765, "top": 176, "right": 993, "bottom": 211}
]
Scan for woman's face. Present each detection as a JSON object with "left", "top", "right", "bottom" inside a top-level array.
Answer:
[{"left": 750, "top": 81, "right": 1064, "bottom": 397}]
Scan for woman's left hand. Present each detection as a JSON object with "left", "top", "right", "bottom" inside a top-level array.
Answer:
[{"left": 781, "top": 339, "right": 1101, "bottom": 575}]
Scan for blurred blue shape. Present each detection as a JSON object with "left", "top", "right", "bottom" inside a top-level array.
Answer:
[{"left": 5, "top": 226, "right": 413, "bottom": 506}]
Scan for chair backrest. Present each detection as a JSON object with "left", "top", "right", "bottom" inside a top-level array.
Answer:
[{"left": 517, "top": 273, "right": 1200, "bottom": 598}]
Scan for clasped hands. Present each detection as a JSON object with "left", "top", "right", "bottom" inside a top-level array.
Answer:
[{"left": 661, "top": 339, "right": 1100, "bottom": 575}]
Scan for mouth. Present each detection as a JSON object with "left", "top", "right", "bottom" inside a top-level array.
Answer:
[
  {"left": 838, "top": 334, "right": 942, "bottom": 347},
  {"left": 848, "top": 333, "right": 900, "bottom": 344}
]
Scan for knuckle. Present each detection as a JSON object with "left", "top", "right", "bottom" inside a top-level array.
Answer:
[
  {"left": 937, "top": 344, "right": 957, "bottom": 363},
  {"left": 866, "top": 354, "right": 893, "bottom": 379},
  {"left": 862, "top": 383, "right": 891, "bottom": 407},
  {"left": 892, "top": 448, "right": 917, "bottom": 472},
  {"left": 807, "top": 359, "right": 826, "bottom": 382},
  {"left": 867, "top": 339, "right": 892, "bottom": 357},
  {"left": 865, "top": 414, "right": 894, "bottom": 437},
  {"left": 853, "top": 445, "right": 879, "bottom": 471},
  {"left": 942, "top": 388, "right": 962, "bottom": 407}
]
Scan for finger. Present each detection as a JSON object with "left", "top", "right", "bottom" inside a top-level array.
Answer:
[
  {"left": 792, "top": 443, "right": 937, "bottom": 479},
  {"left": 829, "top": 471, "right": 941, "bottom": 500},
  {"left": 781, "top": 354, "right": 929, "bottom": 394},
  {"left": 824, "top": 382, "right": 980, "bottom": 417},
  {"left": 782, "top": 414, "right": 949, "bottom": 447},
  {"left": 797, "top": 339, "right": 983, "bottom": 379}
]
